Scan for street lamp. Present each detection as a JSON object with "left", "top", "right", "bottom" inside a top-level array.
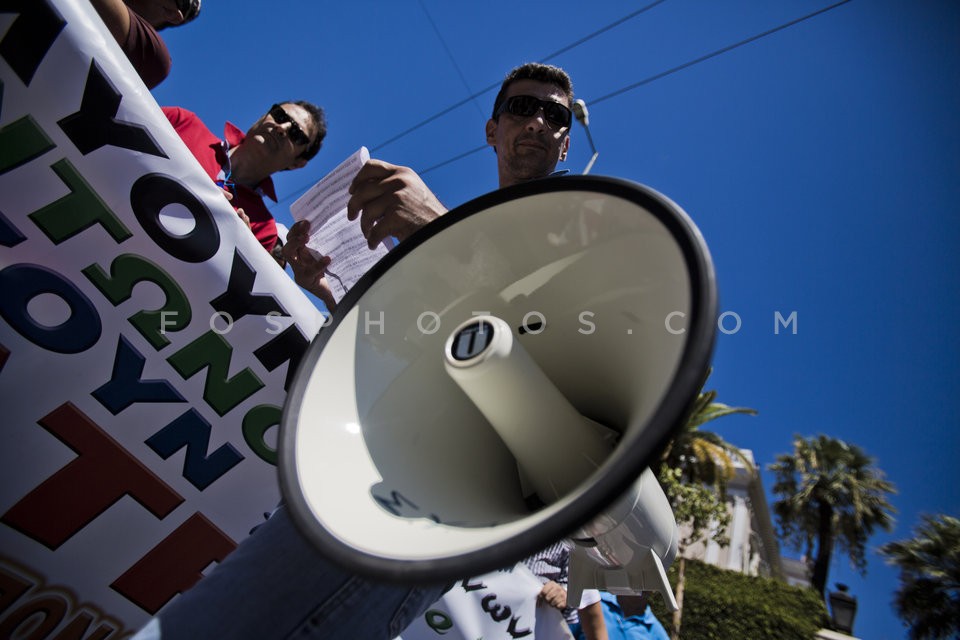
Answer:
[
  {"left": 572, "top": 99, "right": 599, "bottom": 175},
  {"left": 828, "top": 583, "right": 858, "bottom": 635}
]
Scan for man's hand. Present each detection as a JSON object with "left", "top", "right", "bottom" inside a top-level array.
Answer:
[
  {"left": 347, "top": 159, "right": 446, "bottom": 249},
  {"left": 282, "top": 220, "right": 337, "bottom": 311},
  {"left": 537, "top": 580, "right": 567, "bottom": 610},
  {"left": 236, "top": 207, "right": 251, "bottom": 229},
  {"left": 220, "top": 186, "right": 252, "bottom": 229}
]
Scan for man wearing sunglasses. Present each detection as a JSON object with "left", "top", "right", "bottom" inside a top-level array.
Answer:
[
  {"left": 486, "top": 64, "right": 573, "bottom": 189},
  {"left": 286, "top": 62, "right": 574, "bottom": 310},
  {"left": 163, "top": 101, "right": 326, "bottom": 255},
  {"left": 277, "top": 63, "right": 611, "bottom": 640}
]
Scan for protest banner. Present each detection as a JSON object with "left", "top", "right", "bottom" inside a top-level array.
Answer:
[
  {"left": 400, "top": 565, "right": 575, "bottom": 640},
  {"left": 0, "top": 0, "right": 324, "bottom": 635}
]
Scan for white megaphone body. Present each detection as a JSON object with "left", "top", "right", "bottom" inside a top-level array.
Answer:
[
  {"left": 567, "top": 469, "right": 679, "bottom": 609},
  {"left": 280, "top": 176, "right": 715, "bottom": 608},
  {"left": 443, "top": 315, "right": 678, "bottom": 608}
]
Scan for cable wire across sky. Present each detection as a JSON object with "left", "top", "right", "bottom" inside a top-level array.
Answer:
[
  {"left": 371, "top": 0, "right": 668, "bottom": 153},
  {"left": 277, "top": 0, "right": 853, "bottom": 201},
  {"left": 418, "top": 0, "right": 853, "bottom": 176},
  {"left": 277, "top": 1, "right": 669, "bottom": 205},
  {"left": 591, "top": 0, "right": 853, "bottom": 105}
]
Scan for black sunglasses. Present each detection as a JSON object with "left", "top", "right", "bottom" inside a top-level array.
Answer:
[
  {"left": 495, "top": 95, "right": 572, "bottom": 129},
  {"left": 269, "top": 104, "right": 311, "bottom": 148}
]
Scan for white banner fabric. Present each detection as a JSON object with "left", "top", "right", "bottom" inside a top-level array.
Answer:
[
  {"left": 0, "top": 0, "right": 324, "bottom": 636},
  {"left": 400, "top": 565, "right": 576, "bottom": 640}
]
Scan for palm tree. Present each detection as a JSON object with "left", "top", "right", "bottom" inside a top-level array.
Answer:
[
  {"left": 880, "top": 514, "right": 960, "bottom": 640},
  {"left": 769, "top": 434, "right": 896, "bottom": 598},
  {"left": 659, "top": 387, "right": 757, "bottom": 491}
]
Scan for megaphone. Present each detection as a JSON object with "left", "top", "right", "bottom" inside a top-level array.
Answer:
[{"left": 279, "top": 176, "right": 716, "bottom": 607}]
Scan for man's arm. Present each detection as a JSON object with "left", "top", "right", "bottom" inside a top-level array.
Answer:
[
  {"left": 90, "top": 0, "right": 171, "bottom": 89},
  {"left": 89, "top": 0, "right": 131, "bottom": 41},
  {"left": 577, "top": 600, "right": 609, "bottom": 640},
  {"left": 537, "top": 581, "right": 609, "bottom": 640},
  {"left": 346, "top": 159, "right": 447, "bottom": 249}
]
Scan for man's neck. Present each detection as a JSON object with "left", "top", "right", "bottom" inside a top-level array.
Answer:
[
  {"left": 498, "top": 167, "right": 557, "bottom": 189},
  {"left": 227, "top": 149, "right": 267, "bottom": 188}
]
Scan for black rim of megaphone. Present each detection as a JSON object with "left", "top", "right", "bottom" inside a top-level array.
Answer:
[{"left": 280, "top": 175, "right": 717, "bottom": 585}]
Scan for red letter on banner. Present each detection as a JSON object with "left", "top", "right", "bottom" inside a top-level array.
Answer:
[
  {"left": 111, "top": 513, "right": 236, "bottom": 613},
  {"left": 1, "top": 403, "right": 183, "bottom": 549}
]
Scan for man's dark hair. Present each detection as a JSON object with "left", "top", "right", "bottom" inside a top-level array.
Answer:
[
  {"left": 491, "top": 63, "right": 574, "bottom": 120},
  {"left": 282, "top": 100, "right": 327, "bottom": 161}
]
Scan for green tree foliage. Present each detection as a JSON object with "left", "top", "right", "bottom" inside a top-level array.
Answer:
[
  {"left": 769, "top": 434, "right": 896, "bottom": 598},
  {"left": 658, "top": 468, "right": 732, "bottom": 640},
  {"left": 648, "top": 559, "right": 829, "bottom": 640},
  {"left": 660, "top": 467, "right": 732, "bottom": 551},
  {"left": 657, "top": 382, "right": 755, "bottom": 639},
  {"left": 881, "top": 514, "right": 960, "bottom": 640}
]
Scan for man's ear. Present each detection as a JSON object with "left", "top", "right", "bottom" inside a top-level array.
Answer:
[
  {"left": 288, "top": 157, "right": 309, "bottom": 171},
  {"left": 485, "top": 119, "right": 498, "bottom": 150},
  {"left": 559, "top": 134, "right": 570, "bottom": 162}
]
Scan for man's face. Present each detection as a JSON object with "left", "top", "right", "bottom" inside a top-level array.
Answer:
[
  {"left": 238, "top": 103, "right": 319, "bottom": 176},
  {"left": 486, "top": 79, "right": 571, "bottom": 187}
]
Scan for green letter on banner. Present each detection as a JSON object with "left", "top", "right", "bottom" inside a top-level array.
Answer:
[
  {"left": 167, "top": 331, "right": 264, "bottom": 417},
  {"left": 83, "top": 255, "right": 191, "bottom": 350},
  {"left": 242, "top": 404, "right": 281, "bottom": 465},
  {"left": 29, "top": 158, "right": 131, "bottom": 244},
  {"left": 0, "top": 115, "right": 55, "bottom": 174}
]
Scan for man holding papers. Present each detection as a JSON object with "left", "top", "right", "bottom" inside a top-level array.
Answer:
[
  {"left": 139, "top": 62, "right": 576, "bottom": 640},
  {"left": 286, "top": 147, "right": 409, "bottom": 308},
  {"left": 283, "top": 62, "right": 572, "bottom": 311},
  {"left": 284, "top": 152, "right": 446, "bottom": 310}
]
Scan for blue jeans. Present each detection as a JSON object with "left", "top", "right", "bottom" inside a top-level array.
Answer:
[{"left": 136, "top": 505, "right": 446, "bottom": 639}]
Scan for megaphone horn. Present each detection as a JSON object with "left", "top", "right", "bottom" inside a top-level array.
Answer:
[{"left": 280, "top": 176, "right": 716, "bottom": 596}]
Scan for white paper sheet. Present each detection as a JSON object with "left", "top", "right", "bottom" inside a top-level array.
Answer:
[{"left": 289, "top": 146, "right": 395, "bottom": 302}]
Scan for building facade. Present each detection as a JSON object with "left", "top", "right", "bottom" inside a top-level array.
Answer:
[{"left": 679, "top": 449, "right": 789, "bottom": 581}]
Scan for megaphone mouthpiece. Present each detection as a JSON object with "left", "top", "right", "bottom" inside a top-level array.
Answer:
[{"left": 444, "top": 315, "right": 612, "bottom": 504}]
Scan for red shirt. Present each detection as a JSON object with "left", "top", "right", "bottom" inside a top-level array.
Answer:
[
  {"left": 122, "top": 7, "right": 172, "bottom": 90},
  {"left": 162, "top": 107, "right": 279, "bottom": 253}
]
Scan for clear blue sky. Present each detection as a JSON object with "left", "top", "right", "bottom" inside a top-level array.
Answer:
[{"left": 155, "top": 2, "right": 959, "bottom": 638}]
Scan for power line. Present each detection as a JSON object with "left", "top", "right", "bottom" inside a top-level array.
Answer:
[
  {"left": 421, "top": 0, "right": 854, "bottom": 177},
  {"left": 592, "top": 0, "right": 852, "bottom": 105},
  {"left": 279, "top": 1, "right": 852, "bottom": 205},
  {"left": 368, "top": 86, "right": 499, "bottom": 156},
  {"left": 418, "top": 0, "right": 485, "bottom": 118},
  {"left": 539, "top": 0, "right": 667, "bottom": 63},
  {"left": 276, "top": 2, "right": 668, "bottom": 206},
  {"left": 371, "top": 0, "right": 668, "bottom": 153},
  {"left": 420, "top": 144, "right": 487, "bottom": 176}
]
